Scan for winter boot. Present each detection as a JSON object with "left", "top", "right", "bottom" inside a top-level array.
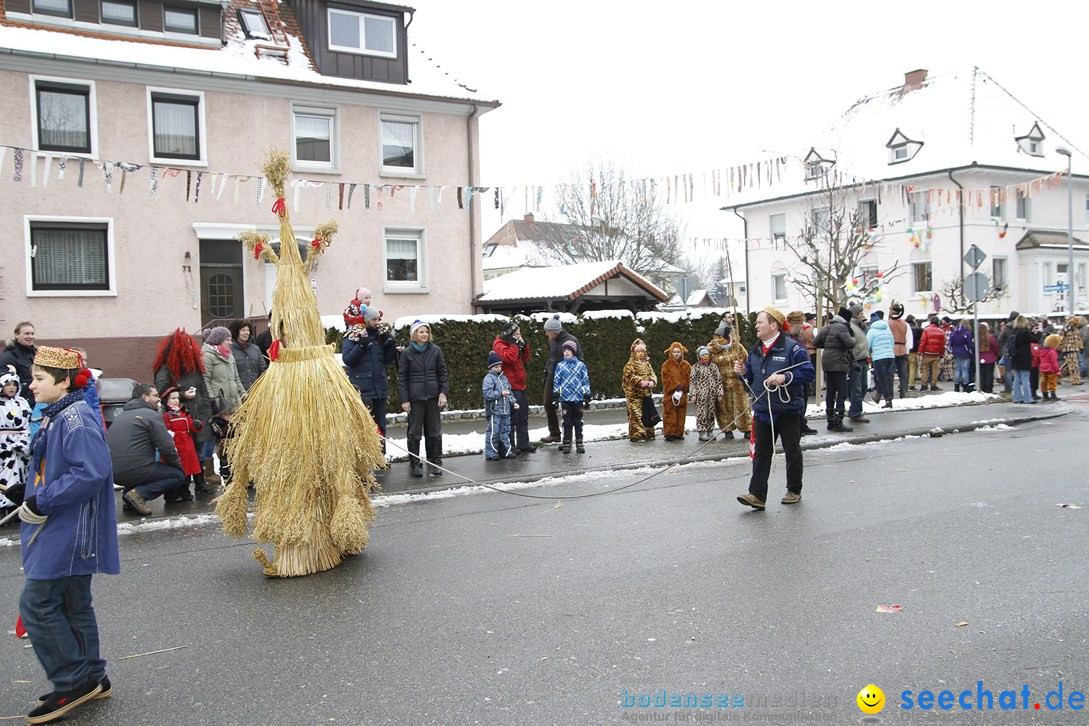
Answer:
[
  {"left": 800, "top": 419, "right": 818, "bottom": 436},
  {"left": 193, "top": 472, "right": 213, "bottom": 494},
  {"left": 576, "top": 438, "right": 585, "bottom": 453},
  {"left": 559, "top": 437, "right": 571, "bottom": 453},
  {"left": 426, "top": 436, "right": 444, "bottom": 476},
  {"left": 826, "top": 413, "right": 835, "bottom": 431},
  {"left": 954, "top": 384, "right": 961, "bottom": 392},
  {"left": 408, "top": 439, "right": 423, "bottom": 477},
  {"left": 202, "top": 458, "right": 222, "bottom": 486},
  {"left": 832, "top": 415, "right": 853, "bottom": 432}
]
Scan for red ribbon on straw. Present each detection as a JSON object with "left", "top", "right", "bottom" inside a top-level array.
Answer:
[{"left": 271, "top": 198, "right": 286, "bottom": 217}]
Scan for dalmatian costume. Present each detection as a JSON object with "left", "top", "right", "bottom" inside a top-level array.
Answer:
[{"left": 0, "top": 368, "right": 32, "bottom": 508}]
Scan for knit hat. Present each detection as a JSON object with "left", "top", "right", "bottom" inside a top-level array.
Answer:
[
  {"left": 837, "top": 306, "right": 853, "bottom": 321},
  {"left": 562, "top": 339, "right": 578, "bottom": 354},
  {"left": 805, "top": 312, "right": 817, "bottom": 322},
  {"left": 409, "top": 320, "right": 430, "bottom": 339},
  {"left": 714, "top": 323, "right": 731, "bottom": 338},
  {"left": 847, "top": 302, "right": 864, "bottom": 318},
  {"left": 355, "top": 287, "right": 372, "bottom": 301},
  {"left": 499, "top": 321, "right": 519, "bottom": 340},
  {"left": 786, "top": 310, "right": 805, "bottom": 326},
  {"left": 486, "top": 351, "right": 503, "bottom": 369},
  {"left": 697, "top": 346, "right": 711, "bottom": 359},
  {"left": 204, "top": 326, "right": 230, "bottom": 346},
  {"left": 543, "top": 314, "right": 563, "bottom": 333},
  {"left": 1007, "top": 310, "right": 1020, "bottom": 322},
  {"left": 363, "top": 306, "right": 381, "bottom": 322},
  {"left": 762, "top": 306, "right": 786, "bottom": 328}
]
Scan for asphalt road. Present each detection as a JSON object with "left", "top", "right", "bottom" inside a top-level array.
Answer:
[{"left": 1, "top": 403, "right": 1087, "bottom": 725}]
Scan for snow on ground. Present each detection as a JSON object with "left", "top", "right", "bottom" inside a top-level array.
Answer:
[{"left": 805, "top": 390, "right": 997, "bottom": 417}]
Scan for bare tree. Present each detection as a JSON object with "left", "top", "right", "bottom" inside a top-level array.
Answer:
[
  {"left": 540, "top": 161, "right": 686, "bottom": 290},
  {"left": 938, "top": 274, "right": 1008, "bottom": 315},
  {"left": 783, "top": 173, "right": 903, "bottom": 314}
]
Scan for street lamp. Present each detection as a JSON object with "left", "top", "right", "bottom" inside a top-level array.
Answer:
[{"left": 1056, "top": 147, "right": 1074, "bottom": 313}]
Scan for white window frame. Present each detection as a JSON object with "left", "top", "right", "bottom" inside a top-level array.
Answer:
[
  {"left": 857, "top": 199, "right": 878, "bottom": 228},
  {"left": 100, "top": 0, "right": 137, "bottom": 26},
  {"left": 890, "top": 144, "right": 909, "bottom": 163},
  {"left": 383, "top": 228, "right": 426, "bottom": 293},
  {"left": 29, "top": 75, "right": 97, "bottom": 158},
  {"left": 811, "top": 206, "right": 829, "bottom": 236},
  {"left": 238, "top": 8, "right": 270, "bottom": 38},
  {"left": 1078, "top": 262, "right": 1087, "bottom": 293},
  {"left": 770, "top": 265, "right": 788, "bottom": 304},
  {"left": 291, "top": 104, "right": 338, "bottom": 173},
  {"left": 146, "top": 86, "right": 207, "bottom": 166},
  {"left": 24, "top": 215, "right": 117, "bottom": 297},
  {"left": 769, "top": 213, "right": 786, "bottom": 247},
  {"left": 327, "top": 8, "right": 396, "bottom": 58},
  {"left": 379, "top": 111, "right": 422, "bottom": 177},
  {"left": 909, "top": 192, "right": 930, "bottom": 223},
  {"left": 911, "top": 260, "right": 933, "bottom": 294},
  {"left": 32, "top": 0, "right": 71, "bottom": 17},
  {"left": 990, "top": 185, "right": 1004, "bottom": 219},
  {"left": 1015, "top": 189, "right": 1029, "bottom": 220},
  {"left": 992, "top": 256, "right": 1007, "bottom": 291}
]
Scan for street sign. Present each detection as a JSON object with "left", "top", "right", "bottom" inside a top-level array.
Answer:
[
  {"left": 1043, "top": 283, "right": 1070, "bottom": 292},
  {"left": 963, "top": 245, "right": 987, "bottom": 270},
  {"left": 964, "top": 272, "right": 990, "bottom": 302}
]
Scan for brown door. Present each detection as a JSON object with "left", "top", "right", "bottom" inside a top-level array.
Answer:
[{"left": 199, "top": 240, "right": 243, "bottom": 326}]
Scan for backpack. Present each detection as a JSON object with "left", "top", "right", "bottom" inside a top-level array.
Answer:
[{"left": 1003, "top": 330, "right": 1018, "bottom": 360}]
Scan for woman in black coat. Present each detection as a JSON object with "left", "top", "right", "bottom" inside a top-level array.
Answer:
[
  {"left": 1008, "top": 315, "right": 1039, "bottom": 404},
  {"left": 228, "top": 319, "right": 268, "bottom": 391},
  {"left": 398, "top": 321, "right": 449, "bottom": 477}
]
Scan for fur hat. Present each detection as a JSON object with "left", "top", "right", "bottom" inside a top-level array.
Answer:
[
  {"left": 409, "top": 320, "right": 430, "bottom": 339},
  {"left": 1044, "top": 334, "right": 1063, "bottom": 349},
  {"left": 363, "top": 306, "right": 381, "bottom": 323},
  {"left": 204, "top": 326, "right": 230, "bottom": 346},
  {"left": 786, "top": 310, "right": 805, "bottom": 326},
  {"left": 543, "top": 314, "right": 563, "bottom": 333},
  {"left": 486, "top": 351, "right": 503, "bottom": 369},
  {"left": 762, "top": 306, "right": 786, "bottom": 328},
  {"left": 697, "top": 346, "right": 711, "bottom": 359}
]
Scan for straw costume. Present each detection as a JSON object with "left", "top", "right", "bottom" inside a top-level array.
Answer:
[{"left": 216, "top": 149, "right": 385, "bottom": 577}]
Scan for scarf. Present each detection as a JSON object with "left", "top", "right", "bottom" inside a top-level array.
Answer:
[
  {"left": 30, "top": 387, "right": 86, "bottom": 462},
  {"left": 411, "top": 341, "right": 430, "bottom": 353}
]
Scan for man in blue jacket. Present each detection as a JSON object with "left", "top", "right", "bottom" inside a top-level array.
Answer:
[
  {"left": 734, "top": 307, "right": 816, "bottom": 511},
  {"left": 5, "top": 346, "right": 119, "bottom": 723}
]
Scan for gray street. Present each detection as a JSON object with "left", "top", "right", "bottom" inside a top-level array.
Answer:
[{"left": 2, "top": 398, "right": 1087, "bottom": 724}]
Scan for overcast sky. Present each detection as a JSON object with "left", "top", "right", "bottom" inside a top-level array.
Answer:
[{"left": 407, "top": 0, "right": 1088, "bottom": 245}]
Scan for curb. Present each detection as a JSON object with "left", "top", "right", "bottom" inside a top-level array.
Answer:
[{"left": 386, "top": 396, "right": 652, "bottom": 426}]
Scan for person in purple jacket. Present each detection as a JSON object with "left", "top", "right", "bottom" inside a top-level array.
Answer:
[
  {"left": 948, "top": 318, "right": 976, "bottom": 392},
  {"left": 4, "top": 346, "right": 119, "bottom": 724}
]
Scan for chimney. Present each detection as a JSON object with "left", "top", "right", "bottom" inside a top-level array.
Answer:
[
  {"left": 523, "top": 213, "right": 535, "bottom": 223},
  {"left": 902, "top": 69, "right": 928, "bottom": 93}
]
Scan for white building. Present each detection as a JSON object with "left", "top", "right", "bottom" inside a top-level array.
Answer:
[{"left": 726, "top": 68, "right": 1089, "bottom": 319}]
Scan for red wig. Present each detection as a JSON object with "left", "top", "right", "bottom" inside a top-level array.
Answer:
[{"left": 152, "top": 328, "right": 206, "bottom": 377}]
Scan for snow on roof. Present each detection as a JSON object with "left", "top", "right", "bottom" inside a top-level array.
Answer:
[
  {"left": 481, "top": 240, "right": 551, "bottom": 271},
  {"left": 730, "top": 67, "right": 1084, "bottom": 207},
  {"left": 479, "top": 260, "right": 667, "bottom": 303},
  {"left": 0, "top": 17, "right": 498, "bottom": 106}
]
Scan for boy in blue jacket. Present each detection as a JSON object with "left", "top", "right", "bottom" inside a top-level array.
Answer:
[
  {"left": 482, "top": 351, "right": 519, "bottom": 460},
  {"left": 552, "top": 340, "right": 591, "bottom": 453},
  {"left": 4, "top": 347, "right": 119, "bottom": 724}
]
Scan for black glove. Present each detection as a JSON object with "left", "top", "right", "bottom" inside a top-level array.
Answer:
[
  {"left": 24, "top": 496, "right": 42, "bottom": 516},
  {"left": 583, "top": 394, "right": 592, "bottom": 405},
  {"left": 4, "top": 483, "right": 26, "bottom": 507}
]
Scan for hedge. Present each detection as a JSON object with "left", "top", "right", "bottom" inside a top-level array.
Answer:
[{"left": 327, "top": 309, "right": 733, "bottom": 411}]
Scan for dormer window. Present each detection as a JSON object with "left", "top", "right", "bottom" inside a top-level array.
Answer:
[
  {"left": 101, "top": 0, "right": 136, "bottom": 26},
  {"left": 1015, "top": 121, "right": 1045, "bottom": 158},
  {"left": 886, "top": 128, "right": 923, "bottom": 164},
  {"left": 803, "top": 148, "right": 835, "bottom": 181},
  {"left": 164, "top": 5, "right": 198, "bottom": 34},
  {"left": 32, "top": 0, "right": 71, "bottom": 17},
  {"left": 328, "top": 9, "right": 396, "bottom": 58},
  {"left": 239, "top": 8, "right": 270, "bottom": 39}
]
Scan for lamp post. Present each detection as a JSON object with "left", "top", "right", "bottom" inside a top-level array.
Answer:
[{"left": 1056, "top": 147, "right": 1074, "bottom": 314}]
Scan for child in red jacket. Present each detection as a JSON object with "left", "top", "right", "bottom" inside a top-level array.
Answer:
[
  {"left": 161, "top": 387, "right": 210, "bottom": 494},
  {"left": 1038, "top": 335, "right": 1062, "bottom": 400}
]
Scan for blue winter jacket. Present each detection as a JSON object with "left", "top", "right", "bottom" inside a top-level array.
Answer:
[
  {"left": 865, "top": 320, "right": 896, "bottom": 361},
  {"left": 482, "top": 370, "right": 514, "bottom": 416},
  {"left": 552, "top": 357, "right": 591, "bottom": 403},
  {"left": 739, "top": 334, "right": 815, "bottom": 423},
  {"left": 342, "top": 329, "right": 398, "bottom": 399},
  {"left": 22, "top": 399, "right": 120, "bottom": 580},
  {"left": 948, "top": 326, "right": 975, "bottom": 357}
]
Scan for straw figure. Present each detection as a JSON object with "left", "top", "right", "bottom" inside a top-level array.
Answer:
[{"left": 215, "top": 148, "right": 386, "bottom": 577}]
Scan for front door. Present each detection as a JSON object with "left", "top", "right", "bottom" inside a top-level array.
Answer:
[{"left": 199, "top": 240, "right": 243, "bottom": 326}]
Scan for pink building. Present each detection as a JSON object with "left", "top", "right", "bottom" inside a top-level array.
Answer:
[{"left": 0, "top": 0, "right": 499, "bottom": 378}]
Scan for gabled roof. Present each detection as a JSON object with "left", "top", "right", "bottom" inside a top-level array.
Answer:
[
  {"left": 484, "top": 217, "right": 582, "bottom": 247},
  {"left": 1015, "top": 230, "right": 1088, "bottom": 250},
  {"left": 1014, "top": 121, "right": 1045, "bottom": 142},
  {"left": 478, "top": 260, "right": 668, "bottom": 303}
]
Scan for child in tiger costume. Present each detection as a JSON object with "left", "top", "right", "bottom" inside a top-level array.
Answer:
[
  {"left": 622, "top": 339, "right": 658, "bottom": 442},
  {"left": 709, "top": 324, "right": 751, "bottom": 438}
]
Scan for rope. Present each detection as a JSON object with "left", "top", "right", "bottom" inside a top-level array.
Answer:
[{"left": 376, "top": 359, "right": 809, "bottom": 503}]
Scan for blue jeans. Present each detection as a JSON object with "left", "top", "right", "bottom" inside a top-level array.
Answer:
[
  {"left": 848, "top": 360, "right": 868, "bottom": 418},
  {"left": 954, "top": 356, "right": 971, "bottom": 386},
  {"left": 20, "top": 575, "right": 105, "bottom": 691},
  {"left": 1012, "top": 369, "right": 1033, "bottom": 403},
  {"left": 873, "top": 358, "right": 896, "bottom": 401},
  {"left": 133, "top": 462, "right": 187, "bottom": 501},
  {"left": 1002, "top": 357, "right": 1013, "bottom": 392}
]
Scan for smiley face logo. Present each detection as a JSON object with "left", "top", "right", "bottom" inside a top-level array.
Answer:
[{"left": 857, "top": 684, "right": 885, "bottom": 714}]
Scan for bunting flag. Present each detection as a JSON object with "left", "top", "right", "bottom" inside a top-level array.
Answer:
[
  {"left": 41, "top": 154, "right": 52, "bottom": 188},
  {"left": 77, "top": 158, "right": 84, "bottom": 187},
  {"left": 56, "top": 156, "right": 65, "bottom": 180},
  {"left": 30, "top": 152, "right": 37, "bottom": 187},
  {"left": 13, "top": 148, "right": 23, "bottom": 182},
  {"left": 338, "top": 182, "right": 345, "bottom": 210},
  {"left": 346, "top": 182, "right": 356, "bottom": 209},
  {"left": 193, "top": 171, "right": 202, "bottom": 202},
  {"left": 148, "top": 167, "right": 160, "bottom": 198}
]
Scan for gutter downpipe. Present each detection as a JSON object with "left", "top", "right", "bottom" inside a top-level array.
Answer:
[
  {"left": 468, "top": 104, "right": 481, "bottom": 312},
  {"left": 732, "top": 208, "right": 749, "bottom": 316}
]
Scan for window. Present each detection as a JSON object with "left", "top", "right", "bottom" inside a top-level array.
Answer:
[
  {"left": 238, "top": 8, "right": 270, "bottom": 38},
  {"left": 771, "top": 272, "right": 787, "bottom": 302},
  {"left": 992, "top": 257, "right": 1007, "bottom": 291},
  {"left": 1058, "top": 262, "right": 1068, "bottom": 287},
  {"left": 1015, "top": 188, "right": 1029, "bottom": 220},
  {"left": 804, "top": 162, "right": 823, "bottom": 181},
  {"left": 292, "top": 106, "right": 336, "bottom": 170},
  {"left": 164, "top": 5, "right": 197, "bottom": 34},
  {"left": 32, "top": 0, "right": 70, "bottom": 17},
  {"left": 33, "top": 79, "right": 93, "bottom": 154},
  {"left": 1079, "top": 263, "right": 1087, "bottom": 292},
  {"left": 380, "top": 113, "right": 420, "bottom": 175},
  {"left": 811, "top": 207, "right": 829, "bottom": 236},
  {"left": 858, "top": 199, "right": 878, "bottom": 228},
  {"left": 769, "top": 213, "right": 786, "bottom": 246},
  {"left": 909, "top": 192, "right": 930, "bottom": 222},
  {"left": 912, "top": 261, "right": 932, "bottom": 293},
  {"left": 891, "top": 145, "right": 908, "bottom": 161},
  {"left": 327, "top": 8, "right": 396, "bottom": 57},
  {"left": 990, "top": 186, "right": 1003, "bottom": 219},
  {"left": 1043, "top": 261, "right": 1054, "bottom": 286},
  {"left": 148, "top": 89, "right": 204, "bottom": 163},
  {"left": 100, "top": 0, "right": 136, "bottom": 25},
  {"left": 385, "top": 230, "right": 424, "bottom": 289},
  {"left": 859, "top": 265, "right": 879, "bottom": 290},
  {"left": 27, "top": 219, "right": 114, "bottom": 295}
]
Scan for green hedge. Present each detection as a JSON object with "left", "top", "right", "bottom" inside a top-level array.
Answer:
[{"left": 327, "top": 310, "right": 730, "bottom": 410}]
